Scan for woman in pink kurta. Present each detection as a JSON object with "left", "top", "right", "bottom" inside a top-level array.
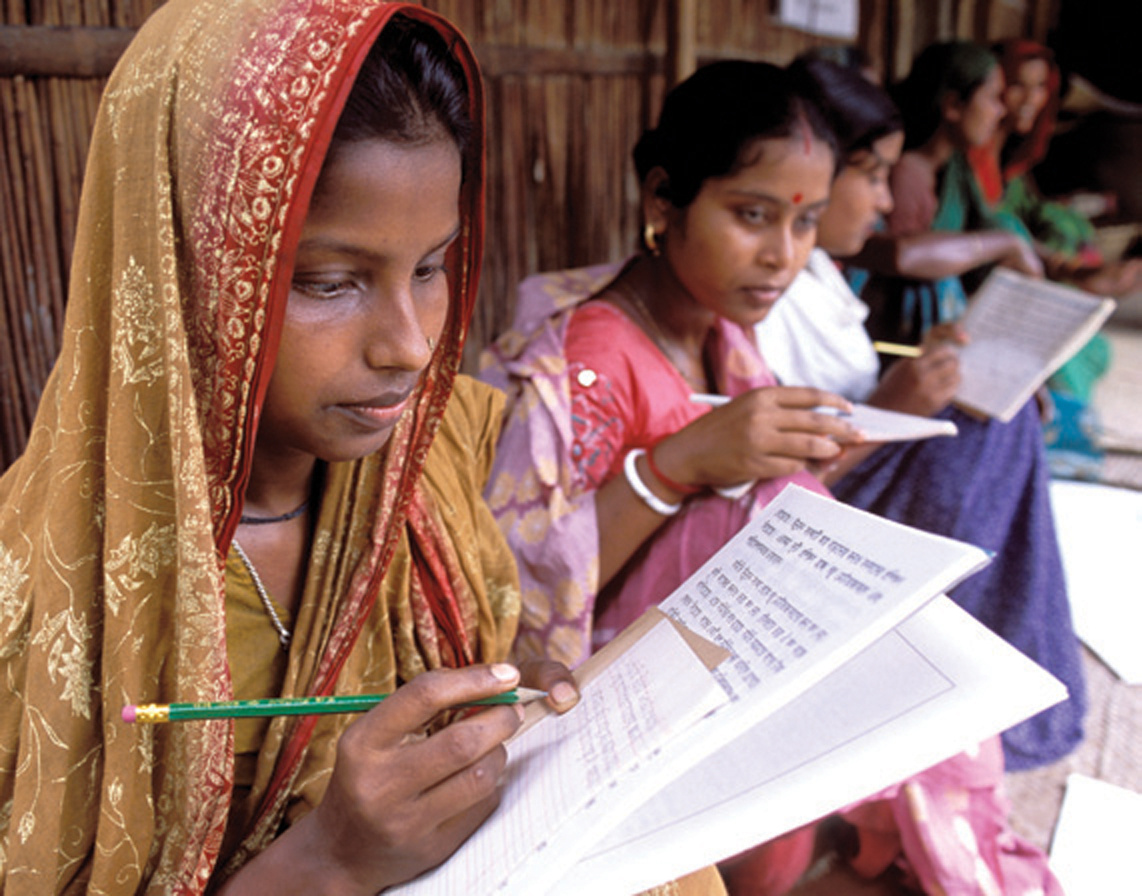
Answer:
[
  {"left": 481, "top": 63, "right": 850, "bottom": 670},
  {"left": 483, "top": 262, "right": 833, "bottom": 664}
]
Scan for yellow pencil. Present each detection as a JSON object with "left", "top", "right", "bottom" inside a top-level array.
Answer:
[{"left": 872, "top": 341, "right": 923, "bottom": 358}]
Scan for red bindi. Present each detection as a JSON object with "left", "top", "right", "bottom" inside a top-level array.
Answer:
[{"left": 792, "top": 192, "right": 803, "bottom": 205}]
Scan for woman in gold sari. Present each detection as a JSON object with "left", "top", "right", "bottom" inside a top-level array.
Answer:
[{"left": 0, "top": 2, "right": 587, "bottom": 892}]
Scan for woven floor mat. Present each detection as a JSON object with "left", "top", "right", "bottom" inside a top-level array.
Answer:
[
  {"left": 1093, "top": 327, "right": 1142, "bottom": 458},
  {"left": 1099, "top": 451, "right": 1142, "bottom": 490}
]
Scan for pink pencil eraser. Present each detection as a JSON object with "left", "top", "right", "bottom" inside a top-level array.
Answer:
[{"left": 121, "top": 705, "right": 137, "bottom": 724}]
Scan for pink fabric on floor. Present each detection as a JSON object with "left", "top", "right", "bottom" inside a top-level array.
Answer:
[{"left": 722, "top": 737, "right": 1063, "bottom": 895}]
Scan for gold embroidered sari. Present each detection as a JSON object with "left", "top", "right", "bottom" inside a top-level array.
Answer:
[{"left": 0, "top": 2, "right": 512, "bottom": 892}]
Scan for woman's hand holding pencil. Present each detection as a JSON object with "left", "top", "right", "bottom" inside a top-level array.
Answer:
[
  {"left": 198, "top": 663, "right": 580, "bottom": 893},
  {"left": 302, "top": 664, "right": 527, "bottom": 892},
  {"left": 868, "top": 322, "right": 968, "bottom": 418},
  {"left": 123, "top": 659, "right": 578, "bottom": 724},
  {"left": 669, "top": 385, "right": 863, "bottom": 492},
  {"left": 122, "top": 687, "right": 550, "bottom": 723}
]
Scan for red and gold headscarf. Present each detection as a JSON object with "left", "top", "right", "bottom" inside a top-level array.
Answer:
[
  {"left": 994, "top": 39, "right": 1061, "bottom": 182},
  {"left": 969, "top": 39, "right": 1061, "bottom": 204},
  {"left": 0, "top": 1, "right": 492, "bottom": 891}
]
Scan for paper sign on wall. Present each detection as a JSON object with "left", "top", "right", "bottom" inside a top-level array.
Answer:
[{"left": 778, "top": 0, "right": 859, "bottom": 39}]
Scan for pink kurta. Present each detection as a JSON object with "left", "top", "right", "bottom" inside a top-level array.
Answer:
[
  {"left": 565, "top": 300, "right": 829, "bottom": 648},
  {"left": 481, "top": 262, "right": 826, "bottom": 667}
]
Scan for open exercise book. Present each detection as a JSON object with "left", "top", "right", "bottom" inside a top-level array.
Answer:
[
  {"left": 955, "top": 268, "right": 1115, "bottom": 422},
  {"left": 392, "top": 485, "right": 1066, "bottom": 895}
]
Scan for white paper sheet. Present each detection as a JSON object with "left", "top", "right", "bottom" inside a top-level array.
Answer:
[
  {"left": 559, "top": 597, "right": 1067, "bottom": 895},
  {"left": 1049, "top": 774, "right": 1142, "bottom": 895},
  {"left": 777, "top": 0, "right": 859, "bottom": 39},
  {"left": 844, "top": 403, "right": 957, "bottom": 442},
  {"left": 1049, "top": 479, "right": 1142, "bottom": 683},
  {"left": 692, "top": 394, "right": 957, "bottom": 443},
  {"left": 543, "top": 487, "right": 993, "bottom": 892}
]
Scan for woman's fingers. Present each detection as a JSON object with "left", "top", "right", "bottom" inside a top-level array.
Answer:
[
  {"left": 517, "top": 657, "right": 580, "bottom": 712},
  {"left": 413, "top": 721, "right": 513, "bottom": 827},
  {"left": 671, "top": 386, "right": 862, "bottom": 484},
  {"left": 762, "top": 429, "right": 848, "bottom": 463},
  {"left": 655, "top": 384, "right": 872, "bottom": 490},
  {"left": 923, "top": 322, "right": 968, "bottom": 348},
  {"left": 758, "top": 385, "right": 851, "bottom": 414},
  {"left": 351, "top": 664, "right": 520, "bottom": 746},
  {"left": 735, "top": 387, "right": 860, "bottom": 443},
  {"left": 309, "top": 666, "right": 527, "bottom": 889},
  {"left": 329, "top": 667, "right": 523, "bottom": 816}
]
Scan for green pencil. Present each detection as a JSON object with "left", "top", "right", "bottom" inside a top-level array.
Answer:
[{"left": 122, "top": 688, "right": 548, "bottom": 724}]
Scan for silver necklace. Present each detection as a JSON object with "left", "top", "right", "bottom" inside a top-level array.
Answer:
[{"left": 231, "top": 540, "right": 291, "bottom": 650}]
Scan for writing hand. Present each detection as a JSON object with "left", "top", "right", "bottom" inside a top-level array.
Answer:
[
  {"left": 1072, "top": 257, "right": 1142, "bottom": 298},
  {"left": 655, "top": 386, "right": 863, "bottom": 489},
  {"left": 235, "top": 664, "right": 526, "bottom": 894},
  {"left": 869, "top": 323, "right": 967, "bottom": 417}
]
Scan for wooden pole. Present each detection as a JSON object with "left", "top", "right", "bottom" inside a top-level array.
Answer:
[
  {"left": 1031, "top": 0, "right": 1057, "bottom": 42},
  {"left": 0, "top": 25, "right": 135, "bottom": 78},
  {"left": 665, "top": 0, "right": 697, "bottom": 89},
  {"left": 891, "top": 0, "right": 918, "bottom": 83},
  {"left": 859, "top": 0, "right": 890, "bottom": 84},
  {"left": 955, "top": 0, "right": 978, "bottom": 39}
]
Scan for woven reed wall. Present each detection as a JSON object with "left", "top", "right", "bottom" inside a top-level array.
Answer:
[{"left": 0, "top": 0, "right": 1051, "bottom": 470}]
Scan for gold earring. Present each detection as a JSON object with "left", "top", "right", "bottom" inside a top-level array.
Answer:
[
  {"left": 643, "top": 223, "right": 661, "bottom": 257},
  {"left": 427, "top": 335, "right": 436, "bottom": 351}
]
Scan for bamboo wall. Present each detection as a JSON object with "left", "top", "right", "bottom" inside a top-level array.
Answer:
[{"left": 0, "top": 0, "right": 1056, "bottom": 470}]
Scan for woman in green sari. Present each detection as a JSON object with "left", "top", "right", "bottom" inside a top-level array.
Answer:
[{"left": 850, "top": 40, "right": 1044, "bottom": 344}]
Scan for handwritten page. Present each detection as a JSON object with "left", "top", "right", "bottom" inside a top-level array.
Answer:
[
  {"left": 846, "top": 403, "right": 957, "bottom": 442},
  {"left": 955, "top": 269, "right": 1115, "bottom": 421},
  {"left": 557, "top": 597, "right": 1067, "bottom": 895},
  {"left": 390, "top": 616, "right": 728, "bottom": 896}
]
